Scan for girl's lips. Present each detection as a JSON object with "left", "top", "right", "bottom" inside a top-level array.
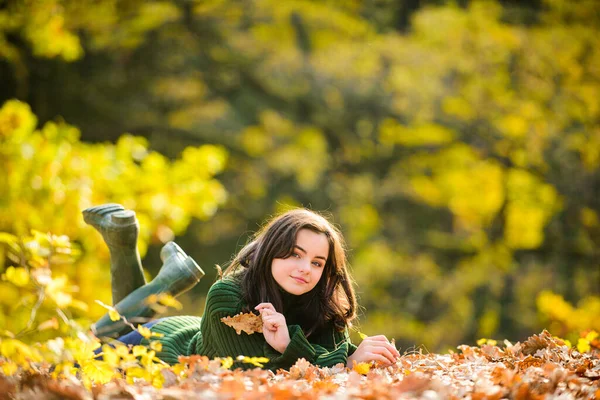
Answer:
[{"left": 291, "top": 276, "right": 307, "bottom": 284}]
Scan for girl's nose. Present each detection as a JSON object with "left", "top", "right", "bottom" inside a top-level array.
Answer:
[{"left": 297, "top": 260, "right": 310, "bottom": 273}]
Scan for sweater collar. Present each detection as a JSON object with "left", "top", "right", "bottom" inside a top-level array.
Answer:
[{"left": 278, "top": 285, "right": 302, "bottom": 311}]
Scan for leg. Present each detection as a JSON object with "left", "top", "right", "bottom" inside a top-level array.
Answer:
[
  {"left": 92, "top": 242, "right": 204, "bottom": 338},
  {"left": 83, "top": 204, "right": 146, "bottom": 304}
]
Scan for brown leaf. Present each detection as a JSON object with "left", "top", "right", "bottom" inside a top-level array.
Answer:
[
  {"left": 289, "top": 358, "right": 309, "bottom": 379},
  {"left": 312, "top": 378, "right": 339, "bottom": 394},
  {"left": 221, "top": 312, "right": 263, "bottom": 335},
  {"left": 521, "top": 330, "right": 560, "bottom": 356},
  {"left": 0, "top": 375, "right": 17, "bottom": 399},
  {"left": 517, "top": 356, "right": 544, "bottom": 372},
  {"left": 395, "top": 372, "right": 432, "bottom": 394}
]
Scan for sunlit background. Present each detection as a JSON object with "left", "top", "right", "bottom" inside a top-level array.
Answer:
[{"left": 1, "top": 0, "right": 599, "bottom": 352}]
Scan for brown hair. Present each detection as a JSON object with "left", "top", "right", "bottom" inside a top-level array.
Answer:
[{"left": 224, "top": 209, "right": 356, "bottom": 336}]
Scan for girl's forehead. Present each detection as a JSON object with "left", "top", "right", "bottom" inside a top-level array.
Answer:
[{"left": 295, "top": 229, "right": 329, "bottom": 254}]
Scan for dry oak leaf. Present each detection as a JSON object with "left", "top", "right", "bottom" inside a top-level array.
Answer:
[
  {"left": 221, "top": 312, "right": 263, "bottom": 335},
  {"left": 522, "top": 330, "right": 560, "bottom": 356},
  {"left": 517, "top": 355, "right": 544, "bottom": 372}
]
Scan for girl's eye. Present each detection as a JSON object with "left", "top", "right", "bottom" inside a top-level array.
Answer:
[
  {"left": 292, "top": 252, "right": 301, "bottom": 258},
  {"left": 312, "top": 261, "right": 323, "bottom": 268}
]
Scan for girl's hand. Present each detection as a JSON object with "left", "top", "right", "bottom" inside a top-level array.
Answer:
[
  {"left": 255, "top": 302, "right": 290, "bottom": 354},
  {"left": 346, "top": 335, "right": 400, "bottom": 368}
]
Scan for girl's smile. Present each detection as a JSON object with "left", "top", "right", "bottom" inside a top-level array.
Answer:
[
  {"left": 291, "top": 276, "right": 308, "bottom": 284},
  {"left": 271, "top": 229, "right": 329, "bottom": 296}
]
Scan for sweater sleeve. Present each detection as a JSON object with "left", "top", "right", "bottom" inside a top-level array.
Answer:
[{"left": 263, "top": 324, "right": 355, "bottom": 370}]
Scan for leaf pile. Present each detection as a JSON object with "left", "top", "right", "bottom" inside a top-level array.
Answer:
[{"left": 1, "top": 330, "right": 599, "bottom": 399}]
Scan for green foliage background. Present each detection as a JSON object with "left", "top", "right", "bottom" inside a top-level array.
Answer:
[{"left": 1, "top": 0, "right": 599, "bottom": 351}]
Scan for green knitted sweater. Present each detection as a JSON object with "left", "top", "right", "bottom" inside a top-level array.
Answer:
[{"left": 143, "top": 277, "right": 357, "bottom": 370}]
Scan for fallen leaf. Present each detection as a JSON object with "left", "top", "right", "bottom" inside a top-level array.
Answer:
[
  {"left": 353, "top": 361, "right": 371, "bottom": 375},
  {"left": 221, "top": 312, "right": 263, "bottom": 335}
]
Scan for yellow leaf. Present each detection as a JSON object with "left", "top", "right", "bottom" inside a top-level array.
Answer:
[
  {"left": 577, "top": 338, "right": 591, "bottom": 353},
  {"left": 101, "top": 345, "right": 119, "bottom": 367},
  {"left": 146, "top": 294, "right": 159, "bottom": 305},
  {"left": 585, "top": 331, "right": 598, "bottom": 342},
  {"left": 1, "top": 338, "right": 41, "bottom": 363},
  {"left": 0, "top": 232, "right": 18, "bottom": 245},
  {"left": 150, "top": 341, "right": 162, "bottom": 352},
  {"left": 171, "top": 363, "right": 187, "bottom": 376},
  {"left": 115, "top": 345, "right": 132, "bottom": 358},
  {"left": 133, "top": 345, "right": 147, "bottom": 357},
  {"left": 353, "top": 361, "right": 371, "bottom": 375},
  {"left": 358, "top": 331, "right": 368, "bottom": 341},
  {"left": 137, "top": 325, "right": 152, "bottom": 339},
  {"left": 141, "top": 350, "right": 156, "bottom": 368},
  {"left": 220, "top": 357, "right": 233, "bottom": 369},
  {"left": 477, "top": 338, "right": 487, "bottom": 346},
  {"left": 152, "top": 370, "right": 165, "bottom": 388},
  {"left": 157, "top": 293, "right": 183, "bottom": 310},
  {"left": 81, "top": 360, "right": 116, "bottom": 384},
  {"left": 238, "top": 355, "right": 269, "bottom": 368},
  {"left": 3, "top": 266, "right": 30, "bottom": 287},
  {"left": 71, "top": 340, "right": 101, "bottom": 364},
  {"left": 2, "top": 361, "right": 18, "bottom": 376},
  {"left": 126, "top": 366, "right": 148, "bottom": 380},
  {"left": 108, "top": 308, "right": 121, "bottom": 322}
]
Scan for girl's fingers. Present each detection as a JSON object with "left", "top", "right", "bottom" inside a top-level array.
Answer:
[
  {"left": 363, "top": 337, "right": 400, "bottom": 357},
  {"left": 261, "top": 315, "right": 284, "bottom": 330},
  {"left": 370, "top": 342, "right": 400, "bottom": 359},
  {"left": 374, "top": 341, "right": 400, "bottom": 357},
  {"left": 363, "top": 353, "right": 392, "bottom": 365},
  {"left": 255, "top": 303, "right": 276, "bottom": 312},
  {"left": 366, "top": 345, "right": 397, "bottom": 364}
]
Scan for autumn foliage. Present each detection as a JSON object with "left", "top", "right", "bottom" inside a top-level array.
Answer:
[
  {"left": 1, "top": 0, "right": 600, "bottom": 397},
  {"left": 1, "top": 331, "right": 600, "bottom": 399}
]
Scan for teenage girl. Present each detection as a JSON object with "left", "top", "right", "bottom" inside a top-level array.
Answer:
[{"left": 86, "top": 205, "right": 400, "bottom": 370}]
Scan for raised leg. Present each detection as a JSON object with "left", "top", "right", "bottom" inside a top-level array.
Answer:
[
  {"left": 83, "top": 204, "right": 146, "bottom": 304},
  {"left": 92, "top": 242, "right": 205, "bottom": 338}
]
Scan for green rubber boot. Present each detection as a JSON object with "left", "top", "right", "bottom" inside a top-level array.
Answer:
[
  {"left": 83, "top": 204, "right": 146, "bottom": 304},
  {"left": 92, "top": 242, "right": 204, "bottom": 338}
]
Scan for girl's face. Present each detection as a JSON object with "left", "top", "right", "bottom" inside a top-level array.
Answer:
[{"left": 271, "top": 228, "right": 329, "bottom": 296}]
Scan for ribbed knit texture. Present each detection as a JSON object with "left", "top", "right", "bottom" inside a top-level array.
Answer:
[{"left": 142, "top": 277, "right": 357, "bottom": 370}]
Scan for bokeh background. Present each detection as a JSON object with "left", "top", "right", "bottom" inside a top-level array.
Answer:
[{"left": 1, "top": 0, "right": 599, "bottom": 352}]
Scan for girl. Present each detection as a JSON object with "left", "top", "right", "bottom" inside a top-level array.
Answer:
[{"left": 86, "top": 204, "right": 400, "bottom": 371}]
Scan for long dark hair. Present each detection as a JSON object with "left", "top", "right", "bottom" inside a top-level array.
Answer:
[{"left": 224, "top": 209, "right": 357, "bottom": 336}]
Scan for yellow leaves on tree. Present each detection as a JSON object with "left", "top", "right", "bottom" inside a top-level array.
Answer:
[
  {"left": 537, "top": 291, "right": 600, "bottom": 343},
  {"left": 2, "top": 266, "right": 29, "bottom": 287},
  {"left": 504, "top": 169, "right": 561, "bottom": 249},
  {"left": 405, "top": 144, "right": 505, "bottom": 236},
  {"left": 577, "top": 331, "right": 599, "bottom": 353},
  {"left": 221, "top": 312, "right": 264, "bottom": 335},
  {"left": 0, "top": 99, "right": 227, "bottom": 339}
]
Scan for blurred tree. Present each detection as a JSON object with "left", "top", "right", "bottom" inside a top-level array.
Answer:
[{"left": 1, "top": 0, "right": 599, "bottom": 350}]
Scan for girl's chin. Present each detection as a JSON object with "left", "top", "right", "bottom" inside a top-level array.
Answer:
[
  {"left": 282, "top": 287, "right": 306, "bottom": 295},
  {"left": 281, "top": 283, "right": 312, "bottom": 296}
]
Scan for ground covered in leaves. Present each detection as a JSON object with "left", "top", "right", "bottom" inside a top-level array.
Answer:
[{"left": 1, "top": 331, "right": 599, "bottom": 399}]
